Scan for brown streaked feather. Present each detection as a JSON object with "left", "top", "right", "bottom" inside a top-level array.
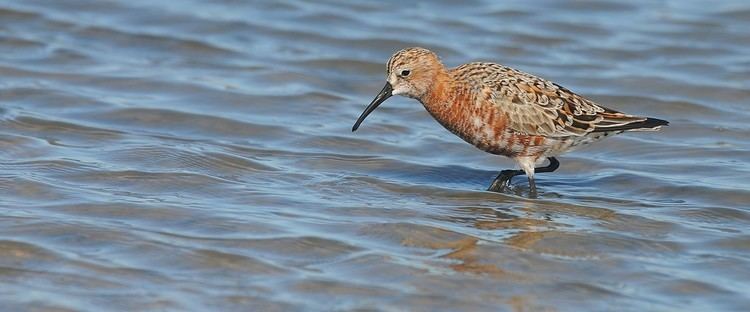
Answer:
[{"left": 450, "top": 62, "right": 667, "bottom": 137}]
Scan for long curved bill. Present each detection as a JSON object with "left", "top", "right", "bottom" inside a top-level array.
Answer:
[{"left": 352, "top": 82, "right": 393, "bottom": 132}]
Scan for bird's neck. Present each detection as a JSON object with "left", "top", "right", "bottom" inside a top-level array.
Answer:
[
  {"left": 420, "top": 70, "right": 455, "bottom": 114},
  {"left": 418, "top": 71, "right": 475, "bottom": 135}
]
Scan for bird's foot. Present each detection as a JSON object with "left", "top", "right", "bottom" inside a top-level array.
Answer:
[{"left": 487, "top": 169, "right": 522, "bottom": 192}]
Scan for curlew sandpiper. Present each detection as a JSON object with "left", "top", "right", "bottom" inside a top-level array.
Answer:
[{"left": 352, "top": 47, "right": 668, "bottom": 196}]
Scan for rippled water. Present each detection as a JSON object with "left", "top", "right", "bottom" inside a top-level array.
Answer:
[{"left": 1, "top": 0, "right": 749, "bottom": 311}]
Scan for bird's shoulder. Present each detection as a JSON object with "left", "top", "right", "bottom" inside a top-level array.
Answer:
[
  {"left": 451, "top": 62, "right": 602, "bottom": 113},
  {"left": 449, "top": 62, "right": 636, "bottom": 136}
]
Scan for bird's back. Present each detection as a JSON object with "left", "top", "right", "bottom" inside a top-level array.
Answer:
[{"left": 448, "top": 62, "right": 667, "bottom": 137}]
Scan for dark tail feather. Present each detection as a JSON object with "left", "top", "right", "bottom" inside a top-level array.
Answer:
[{"left": 593, "top": 117, "right": 669, "bottom": 132}]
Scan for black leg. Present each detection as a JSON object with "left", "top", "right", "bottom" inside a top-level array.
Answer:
[
  {"left": 487, "top": 169, "right": 524, "bottom": 192},
  {"left": 528, "top": 176, "right": 537, "bottom": 198},
  {"left": 487, "top": 157, "right": 560, "bottom": 193},
  {"left": 536, "top": 157, "right": 559, "bottom": 173}
]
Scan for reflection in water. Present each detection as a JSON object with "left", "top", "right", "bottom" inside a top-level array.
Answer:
[{"left": 1, "top": 0, "right": 749, "bottom": 310}]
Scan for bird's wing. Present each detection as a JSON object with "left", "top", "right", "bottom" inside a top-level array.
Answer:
[{"left": 459, "top": 63, "right": 655, "bottom": 137}]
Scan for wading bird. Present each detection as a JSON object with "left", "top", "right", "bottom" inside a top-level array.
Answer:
[{"left": 352, "top": 48, "right": 667, "bottom": 196}]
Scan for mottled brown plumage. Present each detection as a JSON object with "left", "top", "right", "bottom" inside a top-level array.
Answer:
[{"left": 353, "top": 47, "right": 668, "bottom": 195}]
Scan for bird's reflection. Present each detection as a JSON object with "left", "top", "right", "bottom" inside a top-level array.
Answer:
[{"left": 432, "top": 202, "right": 559, "bottom": 277}]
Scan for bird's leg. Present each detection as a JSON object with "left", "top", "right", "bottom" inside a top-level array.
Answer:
[
  {"left": 535, "top": 157, "right": 559, "bottom": 173},
  {"left": 487, "top": 157, "right": 560, "bottom": 193},
  {"left": 487, "top": 169, "right": 524, "bottom": 192},
  {"left": 529, "top": 156, "right": 558, "bottom": 197}
]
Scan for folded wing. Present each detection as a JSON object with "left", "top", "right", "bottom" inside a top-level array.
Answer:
[{"left": 462, "top": 64, "right": 668, "bottom": 137}]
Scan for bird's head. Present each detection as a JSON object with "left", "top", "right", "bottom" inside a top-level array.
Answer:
[{"left": 352, "top": 47, "right": 444, "bottom": 131}]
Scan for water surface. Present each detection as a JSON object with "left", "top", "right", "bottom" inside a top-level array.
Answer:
[{"left": 1, "top": 0, "right": 749, "bottom": 311}]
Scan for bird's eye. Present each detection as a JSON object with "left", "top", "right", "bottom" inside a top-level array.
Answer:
[{"left": 400, "top": 69, "right": 411, "bottom": 77}]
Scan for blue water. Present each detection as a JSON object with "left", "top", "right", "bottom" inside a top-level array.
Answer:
[{"left": 1, "top": 0, "right": 749, "bottom": 311}]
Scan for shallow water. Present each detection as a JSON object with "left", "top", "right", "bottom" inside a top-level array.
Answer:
[{"left": 1, "top": 0, "right": 749, "bottom": 311}]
